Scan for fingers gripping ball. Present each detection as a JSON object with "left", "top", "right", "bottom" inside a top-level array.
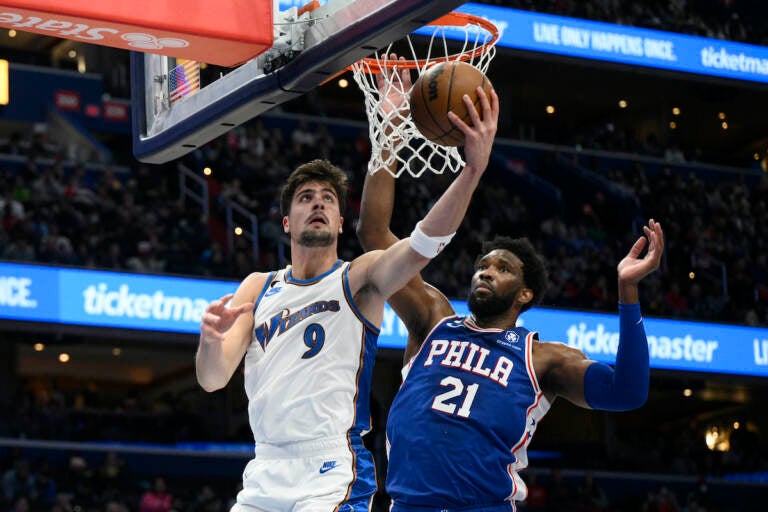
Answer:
[{"left": 409, "top": 61, "right": 493, "bottom": 147}]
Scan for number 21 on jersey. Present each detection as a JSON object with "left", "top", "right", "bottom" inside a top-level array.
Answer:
[{"left": 431, "top": 376, "right": 479, "bottom": 418}]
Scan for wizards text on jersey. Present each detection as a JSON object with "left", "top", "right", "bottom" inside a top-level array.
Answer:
[{"left": 254, "top": 300, "right": 340, "bottom": 349}]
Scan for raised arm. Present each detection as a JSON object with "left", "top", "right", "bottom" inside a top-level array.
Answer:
[
  {"left": 356, "top": 160, "right": 399, "bottom": 251},
  {"left": 196, "top": 273, "right": 262, "bottom": 392},
  {"left": 357, "top": 157, "right": 454, "bottom": 358},
  {"left": 356, "top": 56, "right": 456, "bottom": 356},
  {"left": 356, "top": 54, "right": 411, "bottom": 252},
  {"left": 537, "top": 219, "right": 664, "bottom": 410},
  {"left": 350, "top": 84, "right": 499, "bottom": 326}
]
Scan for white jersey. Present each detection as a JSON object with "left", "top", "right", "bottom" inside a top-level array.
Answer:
[{"left": 244, "top": 260, "right": 380, "bottom": 444}]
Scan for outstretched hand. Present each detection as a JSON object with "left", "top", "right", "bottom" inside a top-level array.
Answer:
[
  {"left": 617, "top": 219, "right": 664, "bottom": 286},
  {"left": 447, "top": 86, "right": 499, "bottom": 175},
  {"left": 200, "top": 293, "right": 254, "bottom": 344},
  {"left": 376, "top": 53, "right": 412, "bottom": 123}
]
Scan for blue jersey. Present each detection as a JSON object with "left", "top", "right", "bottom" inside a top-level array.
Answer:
[{"left": 386, "top": 315, "right": 552, "bottom": 509}]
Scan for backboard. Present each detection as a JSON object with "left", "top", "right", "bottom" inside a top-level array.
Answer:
[
  {"left": 131, "top": 0, "right": 467, "bottom": 164},
  {"left": 0, "top": 0, "right": 273, "bottom": 66}
]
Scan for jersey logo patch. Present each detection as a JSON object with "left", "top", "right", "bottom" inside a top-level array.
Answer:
[
  {"left": 496, "top": 339, "right": 523, "bottom": 351},
  {"left": 264, "top": 285, "right": 282, "bottom": 298},
  {"left": 493, "top": 331, "right": 522, "bottom": 350},
  {"left": 319, "top": 460, "right": 338, "bottom": 474},
  {"left": 492, "top": 330, "right": 521, "bottom": 351}
]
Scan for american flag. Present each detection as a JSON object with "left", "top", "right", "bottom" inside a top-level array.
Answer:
[{"left": 169, "top": 59, "right": 200, "bottom": 103}]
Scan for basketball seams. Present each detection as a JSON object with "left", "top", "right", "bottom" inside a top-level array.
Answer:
[
  {"left": 428, "top": 62, "right": 462, "bottom": 145},
  {"left": 420, "top": 66, "right": 448, "bottom": 141},
  {"left": 412, "top": 66, "right": 439, "bottom": 141},
  {"left": 445, "top": 61, "right": 457, "bottom": 118},
  {"left": 439, "top": 62, "right": 464, "bottom": 145},
  {"left": 413, "top": 63, "right": 444, "bottom": 143}
]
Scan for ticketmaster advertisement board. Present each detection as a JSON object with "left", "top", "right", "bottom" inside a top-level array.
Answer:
[
  {"left": 1, "top": 262, "right": 766, "bottom": 377},
  {"left": 460, "top": 3, "right": 768, "bottom": 84},
  {"left": 279, "top": 1, "right": 768, "bottom": 83}
]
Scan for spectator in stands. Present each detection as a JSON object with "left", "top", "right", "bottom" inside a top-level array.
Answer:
[
  {"left": 576, "top": 471, "right": 609, "bottom": 512},
  {"left": 9, "top": 496, "right": 29, "bottom": 512},
  {"left": 199, "top": 242, "right": 230, "bottom": 278},
  {"left": 291, "top": 119, "right": 316, "bottom": 159},
  {"left": 0, "top": 190, "right": 25, "bottom": 227},
  {"left": 188, "top": 486, "right": 222, "bottom": 512},
  {"left": 139, "top": 477, "right": 173, "bottom": 512},
  {"left": 641, "top": 490, "right": 660, "bottom": 512},
  {"left": 30, "top": 167, "right": 64, "bottom": 205},
  {"left": 52, "top": 492, "right": 74, "bottom": 512},
  {"left": 97, "top": 452, "right": 127, "bottom": 491},
  {"left": 63, "top": 174, "right": 97, "bottom": 208},
  {"left": 105, "top": 501, "right": 130, "bottom": 512},
  {"left": 29, "top": 459, "right": 57, "bottom": 510},
  {"left": 1, "top": 459, "right": 35, "bottom": 504},
  {"left": 126, "top": 241, "right": 166, "bottom": 274},
  {"left": 656, "top": 486, "right": 681, "bottom": 512},
  {"left": 665, "top": 282, "right": 689, "bottom": 317},
  {"left": 664, "top": 143, "right": 686, "bottom": 164},
  {"left": 60, "top": 455, "right": 95, "bottom": 510},
  {"left": 11, "top": 176, "right": 30, "bottom": 205},
  {"left": 219, "top": 178, "right": 258, "bottom": 210}
]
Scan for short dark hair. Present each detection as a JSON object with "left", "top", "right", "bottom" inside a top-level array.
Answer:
[
  {"left": 280, "top": 160, "right": 348, "bottom": 217},
  {"left": 478, "top": 236, "right": 548, "bottom": 312}
]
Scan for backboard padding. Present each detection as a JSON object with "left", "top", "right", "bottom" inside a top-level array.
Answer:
[{"left": 131, "top": 0, "right": 467, "bottom": 163}]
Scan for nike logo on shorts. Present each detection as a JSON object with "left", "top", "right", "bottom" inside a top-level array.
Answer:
[{"left": 319, "top": 460, "right": 338, "bottom": 474}]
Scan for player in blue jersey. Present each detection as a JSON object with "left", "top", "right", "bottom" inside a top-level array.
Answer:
[
  {"left": 195, "top": 60, "right": 500, "bottom": 512},
  {"left": 357, "top": 166, "right": 664, "bottom": 511}
]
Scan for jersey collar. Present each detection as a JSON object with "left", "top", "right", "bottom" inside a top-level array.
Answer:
[{"left": 285, "top": 259, "right": 343, "bottom": 284}]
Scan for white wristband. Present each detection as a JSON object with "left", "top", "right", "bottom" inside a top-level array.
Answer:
[{"left": 409, "top": 221, "right": 455, "bottom": 258}]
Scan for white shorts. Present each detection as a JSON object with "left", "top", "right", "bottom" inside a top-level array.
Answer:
[{"left": 231, "top": 436, "right": 376, "bottom": 512}]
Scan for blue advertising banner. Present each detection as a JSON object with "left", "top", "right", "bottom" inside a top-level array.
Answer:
[
  {"left": 376, "top": 302, "right": 768, "bottom": 378},
  {"left": 427, "top": 4, "right": 768, "bottom": 84},
  {"left": 0, "top": 264, "right": 59, "bottom": 322},
  {"left": 277, "top": 1, "right": 768, "bottom": 84},
  {"left": 452, "top": 4, "right": 768, "bottom": 84},
  {"left": 1, "top": 262, "right": 767, "bottom": 377},
  {"left": 0, "top": 262, "right": 235, "bottom": 334},
  {"left": 58, "top": 269, "right": 237, "bottom": 332}
]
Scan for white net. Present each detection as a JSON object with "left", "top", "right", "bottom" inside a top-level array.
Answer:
[{"left": 351, "top": 13, "right": 498, "bottom": 178}]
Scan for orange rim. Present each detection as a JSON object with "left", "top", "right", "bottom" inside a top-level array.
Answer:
[{"left": 353, "top": 11, "right": 499, "bottom": 74}]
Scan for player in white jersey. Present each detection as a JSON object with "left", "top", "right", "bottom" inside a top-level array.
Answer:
[
  {"left": 196, "top": 62, "right": 500, "bottom": 512},
  {"left": 357, "top": 166, "right": 665, "bottom": 511}
]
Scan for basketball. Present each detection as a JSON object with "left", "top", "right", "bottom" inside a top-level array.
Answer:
[{"left": 409, "top": 61, "right": 493, "bottom": 147}]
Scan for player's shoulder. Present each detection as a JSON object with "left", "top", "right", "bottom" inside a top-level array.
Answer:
[
  {"left": 423, "top": 281, "right": 452, "bottom": 308},
  {"left": 346, "top": 250, "right": 387, "bottom": 288},
  {"left": 532, "top": 339, "right": 587, "bottom": 363},
  {"left": 238, "top": 271, "right": 276, "bottom": 296},
  {"left": 242, "top": 270, "right": 275, "bottom": 283}
]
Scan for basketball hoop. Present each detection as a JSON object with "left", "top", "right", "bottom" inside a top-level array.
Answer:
[{"left": 351, "top": 12, "right": 499, "bottom": 178}]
